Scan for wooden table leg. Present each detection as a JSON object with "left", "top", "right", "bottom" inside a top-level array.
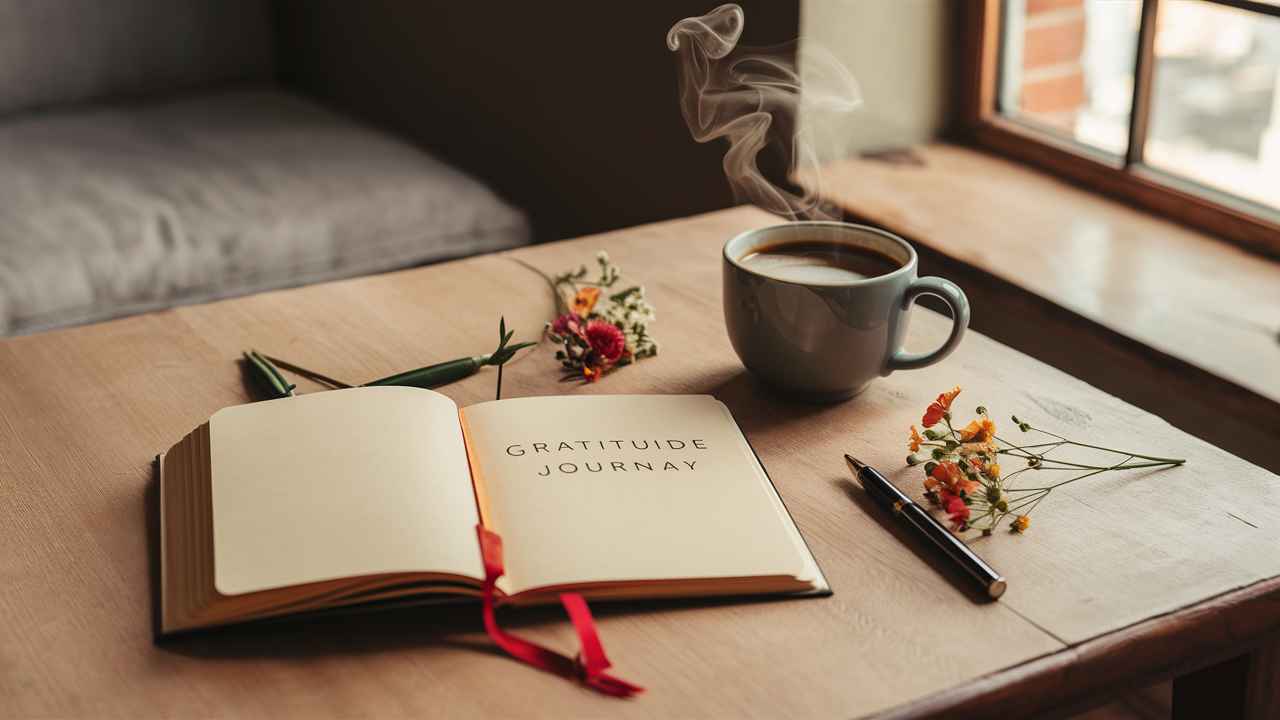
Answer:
[
  {"left": 1244, "top": 635, "right": 1280, "bottom": 720},
  {"left": 1172, "top": 634, "right": 1280, "bottom": 720}
]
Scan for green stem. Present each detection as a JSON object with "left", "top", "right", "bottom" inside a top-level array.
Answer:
[
  {"left": 1058, "top": 440, "right": 1184, "bottom": 465},
  {"left": 999, "top": 466, "right": 1035, "bottom": 485},
  {"left": 994, "top": 434, "right": 1058, "bottom": 459},
  {"left": 1008, "top": 491, "right": 1051, "bottom": 517},
  {"left": 508, "top": 257, "right": 569, "bottom": 316},
  {"left": 943, "top": 416, "right": 958, "bottom": 438},
  {"left": 266, "top": 318, "right": 536, "bottom": 393},
  {"left": 1001, "top": 432, "right": 1184, "bottom": 466},
  {"left": 262, "top": 354, "right": 354, "bottom": 389},
  {"left": 1008, "top": 441, "right": 1069, "bottom": 450},
  {"left": 1026, "top": 426, "right": 1069, "bottom": 443},
  {"left": 999, "top": 455, "right": 1181, "bottom": 473},
  {"left": 1001, "top": 455, "right": 1139, "bottom": 493},
  {"left": 244, "top": 350, "right": 296, "bottom": 399},
  {"left": 1004, "top": 488, "right": 1050, "bottom": 511},
  {"left": 364, "top": 356, "right": 485, "bottom": 389}
]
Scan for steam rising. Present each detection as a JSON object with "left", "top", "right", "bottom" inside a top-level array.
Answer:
[{"left": 667, "top": 4, "right": 861, "bottom": 221}]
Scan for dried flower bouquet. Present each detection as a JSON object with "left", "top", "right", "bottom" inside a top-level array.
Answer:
[{"left": 907, "top": 387, "right": 1185, "bottom": 535}]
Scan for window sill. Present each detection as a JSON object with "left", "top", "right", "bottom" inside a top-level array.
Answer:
[{"left": 812, "top": 143, "right": 1280, "bottom": 468}]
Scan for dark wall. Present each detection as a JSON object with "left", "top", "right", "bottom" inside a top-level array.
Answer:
[{"left": 273, "top": 2, "right": 800, "bottom": 243}]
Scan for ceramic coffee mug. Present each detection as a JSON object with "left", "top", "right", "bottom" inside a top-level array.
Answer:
[{"left": 723, "top": 222, "right": 969, "bottom": 401}]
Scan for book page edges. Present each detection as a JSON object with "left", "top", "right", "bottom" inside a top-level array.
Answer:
[
  {"left": 159, "top": 412, "right": 486, "bottom": 635},
  {"left": 715, "top": 399, "right": 831, "bottom": 595},
  {"left": 158, "top": 451, "right": 171, "bottom": 635}
]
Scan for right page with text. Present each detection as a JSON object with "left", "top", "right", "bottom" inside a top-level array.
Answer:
[{"left": 460, "top": 394, "right": 821, "bottom": 596}]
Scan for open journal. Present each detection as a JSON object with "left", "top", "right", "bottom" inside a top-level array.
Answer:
[{"left": 159, "top": 387, "right": 829, "bottom": 634}]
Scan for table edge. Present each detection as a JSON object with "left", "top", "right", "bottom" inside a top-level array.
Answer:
[{"left": 870, "top": 573, "right": 1280, "bottom": 720}]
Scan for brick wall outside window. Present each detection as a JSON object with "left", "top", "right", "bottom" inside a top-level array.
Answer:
[{"left": 1015, "top": 0, "right": 1088, "bottom": 131}]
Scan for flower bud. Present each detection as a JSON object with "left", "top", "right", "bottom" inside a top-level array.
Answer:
[
  {"left": 932, "top": 448, "right": 945, "bottom": 460},
  {"left": 924, "top": 461, "right": 938, "bottom": 475},
  {"left": 976, "top": 406, "right": 987, "bottom": 415},
  {"left": 924, "top": 428, "right": 942, "bottom": 440},
  {"left": 906, "top": 454, "right": 920, "bottom": 466}
]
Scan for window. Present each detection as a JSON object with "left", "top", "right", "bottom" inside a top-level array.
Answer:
[{"left": 962, "top": 0, "right": 1280, "bottom": 256}]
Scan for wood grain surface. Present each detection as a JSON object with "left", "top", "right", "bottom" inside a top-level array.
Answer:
[{"left": 2, "top": 207, "right": 1278, "bottom": 718}]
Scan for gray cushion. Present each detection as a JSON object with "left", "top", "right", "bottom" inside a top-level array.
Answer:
[
  {"left": 0, "top": 0, "right": 273, "bottom": 115},
  {"left": 0, "top": 88, "right": 532, "bottom": 335}
]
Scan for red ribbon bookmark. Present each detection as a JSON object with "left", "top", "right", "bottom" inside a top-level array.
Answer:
[{"left": 476, "top": 524, "right": 643, "bottom": 698}]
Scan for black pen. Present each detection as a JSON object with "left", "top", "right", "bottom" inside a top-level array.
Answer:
[{"left": 845, "top": 454, "right": 1006, "bottom": 600}]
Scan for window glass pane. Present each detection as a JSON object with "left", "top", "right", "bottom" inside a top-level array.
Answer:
[
  {"left": 1145, "top": 1, "right": 1280, "bottom": 211},
  {"left": 1000, "top": 0, "right": 1141, "bottom": 155}
]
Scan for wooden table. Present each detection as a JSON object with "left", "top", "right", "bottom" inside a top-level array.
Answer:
[
  {"left": 2, "top": 207, "right": 1278, "bottom": 718},
  {"left": 805, "top": 144, "right": 1280, "bottom": 478}
]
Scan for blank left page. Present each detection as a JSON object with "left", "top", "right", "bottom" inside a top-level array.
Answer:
[{"left": 209, "top": 386, "right": 482, "bottom": 595}]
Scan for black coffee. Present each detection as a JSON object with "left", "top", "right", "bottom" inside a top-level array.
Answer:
[{"left": 740, "top": 241, "right": 902, "bottom": 282}]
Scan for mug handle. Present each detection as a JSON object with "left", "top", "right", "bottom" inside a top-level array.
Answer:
[{"left": 886, "top": 277, "right": 970, "bottom": 372}]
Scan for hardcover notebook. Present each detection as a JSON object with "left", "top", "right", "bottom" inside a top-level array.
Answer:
[{"left": 159, "top": 388, "right": 829, "bottom": 634}]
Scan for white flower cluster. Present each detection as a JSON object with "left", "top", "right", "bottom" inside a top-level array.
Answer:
[
  {"left": 601, "top": 284, "right": 658, "bottom": 359},
  {"left": 594, "top": 251, "right": 620, "bottom": 286}
]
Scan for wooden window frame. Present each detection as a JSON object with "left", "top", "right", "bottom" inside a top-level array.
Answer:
[{"left": 959, "top": 0, "right": 1280, "bottom": 259}]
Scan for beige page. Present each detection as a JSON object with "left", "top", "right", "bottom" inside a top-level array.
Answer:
[
  {"left": 460, "top": 394, "right": 816, "bottom": 595},
  {"left": 210, "top": 387, "right": 482, "bottom": 595}
]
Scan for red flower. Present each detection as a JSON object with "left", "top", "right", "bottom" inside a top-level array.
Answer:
[
  {"left": 941, "top": 490, "right": 971, "bottom": 530},
  {"left": 922, "top": 386, "right": 962, "bottom": 427},
  {"left": 551, "top": 313, "right": 584, "bottom": 338},
  {"left": 585, "top": 320, "right": 626, "bottom": 362}
]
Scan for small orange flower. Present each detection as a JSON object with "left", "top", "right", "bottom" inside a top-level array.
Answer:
[
  {"left": 968, "top": 456, "right": 987, "bottom": 476},
  {"left": 908, "top": 425, "right": 924, "bottom": 453},
  {"left": 985, "top": 462, "right": 1001, "bottom": 481},
  {"left": 926, "top": 461, "right": 979, "bottom": 497},
  {"left": 922, "top": 386, "right": 961, "bottom": 427},
  {"left": 1012, "top": 515, "right": 1030, "bottom": 533},
  {"left": 959, "top": 417, "right": 997, "bottom": 443},
  {"left": 572, "top": 287, "right": 601, "bottom": 317}
]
